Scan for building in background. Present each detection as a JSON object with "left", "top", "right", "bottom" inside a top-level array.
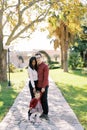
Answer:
[{"left": 9, "top": 49, "right": 60, "bottom": 68}]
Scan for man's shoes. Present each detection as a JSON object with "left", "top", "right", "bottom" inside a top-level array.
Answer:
[
  {"left": 39, "top": 113, "right": 44, "bottom": 118},
  {"left": 40, "top": 113, "right": 49, "bottom": 120}
]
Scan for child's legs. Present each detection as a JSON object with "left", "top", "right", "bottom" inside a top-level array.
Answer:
[
  {"left": 30, "top": 112, "right": 37, "bottom": 122},
  {"left": 28, "top": 108, "right": 36, "bottom": 120},
  {"left": 35, "top": 112, "right": 41, "bottom": 123}
]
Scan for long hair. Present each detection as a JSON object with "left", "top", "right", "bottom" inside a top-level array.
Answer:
[{"left": 29, "top": 56, "right": 37, "bottom": 70}]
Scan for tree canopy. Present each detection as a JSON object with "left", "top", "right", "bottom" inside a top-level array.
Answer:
[
  {"left": 47, "top": 0, "right": 87, "bottom": 71},
  {"left": 1, "top": 0, "right": 52, "bottom": 46}
]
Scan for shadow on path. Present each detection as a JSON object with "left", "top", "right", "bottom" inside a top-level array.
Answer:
[{"left": 0, "top": 78, "right": 84, "bottom": 130}]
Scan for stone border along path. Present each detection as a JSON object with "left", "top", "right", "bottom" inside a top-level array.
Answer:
[{"left": 0, "top": 77, "right": 84, "bottom": 130}]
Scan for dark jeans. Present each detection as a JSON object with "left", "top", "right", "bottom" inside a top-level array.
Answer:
[
  {"left": 36, "top": 86, "right": 49, "bottom": 115},
  {"left": 29, "top": 80, "right": 38, "bottom": 98}
]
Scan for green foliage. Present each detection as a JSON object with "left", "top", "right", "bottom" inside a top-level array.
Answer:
[
  {"left": 68, "top": 51, "right": 83, "bottom": 70},
  {"left": 73, "top": 40, "right": 87, "bottom": 52},
  {"left": 70, "top": 24, "right": 87, "bottom": 67},
  {"left": 9, "top": 64, "right": 16, "bottom": 73},
  {"left": 49, "top": 61, "right": 60, "bottom": 69}
]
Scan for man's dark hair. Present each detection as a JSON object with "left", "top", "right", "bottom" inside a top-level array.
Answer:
[{"left": 35, "top": 52, "right": 42, "bottom": 57}]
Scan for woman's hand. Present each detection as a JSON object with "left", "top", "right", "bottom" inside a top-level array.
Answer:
[
  {"left": 33, "top": 88, "right": 36, "bottom": 93},
  {"left": 41, "top": 88, "right": 45, "bottom": 93}
]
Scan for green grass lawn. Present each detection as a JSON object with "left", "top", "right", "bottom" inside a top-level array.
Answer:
[
  {"left": 0, "top": 69, "right": 28, "bottom": 122},
  {"left": 50, "top": 68, "right": 87, "bottom": 130}
]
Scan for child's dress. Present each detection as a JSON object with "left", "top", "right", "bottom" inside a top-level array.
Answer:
[{"left": 28, "top": 94, "right": 42, "bottom": 123}]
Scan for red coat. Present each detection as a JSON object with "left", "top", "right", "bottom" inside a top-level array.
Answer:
[
  {"left": 37, "top": 62, "right": 49, "bottom": 88},
  {"left": 29, "top": 93, "right": 42, "bottom": 109},
  {"left": 29, "top": 98, "right": 40, "bottom": 108}
]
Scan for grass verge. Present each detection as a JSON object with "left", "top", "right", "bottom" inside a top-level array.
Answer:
[
  {"left": 0, "top": 69, "right": 28, "bottom": 121},
  {"left": 50, "top": 68, "right": 87, "bottom": 130}
]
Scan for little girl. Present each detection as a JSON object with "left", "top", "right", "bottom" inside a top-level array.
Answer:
[{"left": 28, "top": 91, "right": 43, "bottom": 123}]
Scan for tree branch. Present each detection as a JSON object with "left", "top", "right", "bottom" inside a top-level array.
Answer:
[
  {"left": 3, "top": 13, "right": 10, "bottom": 28},
  {"left": 6, "top": 0, "right": 22, "bottom": 45},
  {"left": 11, "top": 6, "right": 51, "bottom": 42},
  {"left": 21, "top": 0, "right": 44, "bottom": 14},
  {"left": 6, "top": 1, "right": 51, "bottom": 45},
  {"left": 6, "top": 5, "right": 51, "bottom": 45}
]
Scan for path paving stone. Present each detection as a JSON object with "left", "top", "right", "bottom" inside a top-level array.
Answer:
[{"left": 0, "top": 78, "right": 84, "bottom": 130}]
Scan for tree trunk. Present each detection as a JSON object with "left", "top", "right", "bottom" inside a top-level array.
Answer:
[
  {"left": 0, "top": 8, "right": 7, "bottom": 81},
  {"left": 60, "top": 21, "right": 65, "bottom": 70},
  {"left": 60, "top": 45, "right": 63, "bottom": 69},
  {"left": 0, "top": 50, "right": 7, "bottom": 81},
  {"left": 63, "top": 25, "right": 68, "bottom": 72},
  {"left": 63, "top": 44, "right": 68, "bottom": 72}
]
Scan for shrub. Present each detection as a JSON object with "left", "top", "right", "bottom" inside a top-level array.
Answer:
[
  {"left": 68, "top": 51, "right": 83, "bottom": 70},
  {"left": 49, "top": 61, "right": 60, "bottom": 69},
  {"left": 9, "top": 63, "right": 16, "bottom": 72}
]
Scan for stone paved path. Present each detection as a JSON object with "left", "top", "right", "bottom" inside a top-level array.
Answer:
[{"left": 0, "top": 78, "right": 84, "bottom": 130}]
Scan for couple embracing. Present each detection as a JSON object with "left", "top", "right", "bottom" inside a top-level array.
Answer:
[{"left": 28, "top": 52, "right": 49, "bottom": 122}]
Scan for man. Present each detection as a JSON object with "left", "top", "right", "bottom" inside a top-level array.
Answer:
[{"left": 35, "top": 52, "right": 49, "bottom": 120}]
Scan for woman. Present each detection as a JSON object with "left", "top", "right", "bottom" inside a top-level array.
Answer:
[{"left": 28, "top": 56, "right": 38, "bottom": 98}]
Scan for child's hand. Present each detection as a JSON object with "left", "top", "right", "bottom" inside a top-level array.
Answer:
[{"left": 30, "top": 107, "right": 32, "bottom": 110}]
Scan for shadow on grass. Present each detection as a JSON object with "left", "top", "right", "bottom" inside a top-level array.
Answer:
[
  {"left": 69, "top": 69, "right": 87, "bottom": 78},
  {"left": 55, "top": 82, "right": 87, "bottom": 130},
  {"left": 49, "top": 66, "right": 60, "bottom": 69}
]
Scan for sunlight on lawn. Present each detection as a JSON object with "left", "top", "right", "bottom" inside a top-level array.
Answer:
[
  {"left": 0, "top": 102, "right": 3, "bottom": 107},
  {"left": 50, "top": 69, "right": 87, "bottom": 88},
  {"left": 50, "top": 68, "right": 87, "bottom": 130}
]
